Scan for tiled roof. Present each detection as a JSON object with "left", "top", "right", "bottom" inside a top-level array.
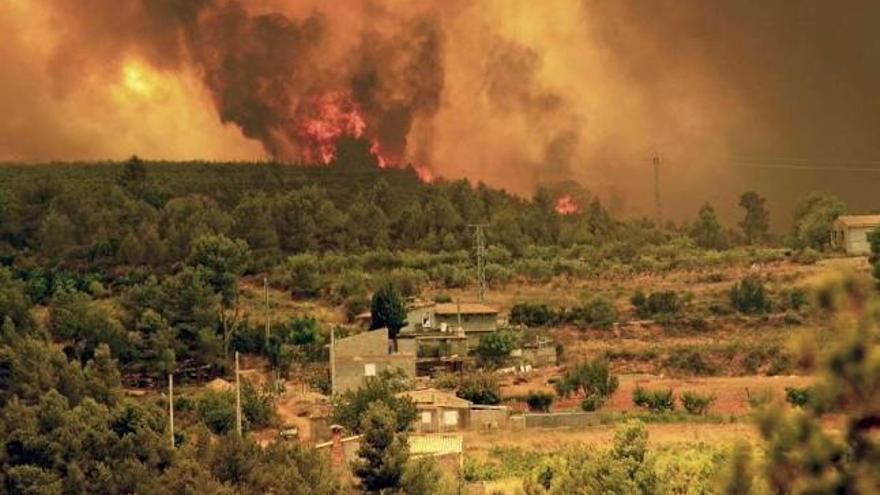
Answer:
[
  {"left": 398, "top": 388, "right": 472, "bottom": 408},
  {"left": 434, "top": 303, "right": 498, "bottom": 315},
  {"left": 835, "top": 215, "right": 880, "bottom": 228}
]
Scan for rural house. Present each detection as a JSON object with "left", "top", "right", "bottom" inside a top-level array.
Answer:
[
  {"left": 831, "top": 215, "right": 880, "bottom": 255},
  {"left": 433, "top": 302, "right": 499, "bottom": 347},
  {"left": 330, "top": 327, "right": 415, "bottom": 394},
  {"left": 398, "top": 388, "right": 473, "bottom": 432},
  {"left": 358, "top": 299, "right": 501, "bottom": 355}
]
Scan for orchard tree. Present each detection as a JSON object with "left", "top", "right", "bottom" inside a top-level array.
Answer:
[
  {"left": 690, "top": 203, "right": 728, "bottom": 250},
  {"left": 738, "top": 191, "right": 770, "bottom": 244}
]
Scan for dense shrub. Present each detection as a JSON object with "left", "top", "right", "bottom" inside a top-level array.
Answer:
[
  {"left": 580, "top": 394, "right": 604, "bottom": 412},
  {"left": 510, "top": 302, "right": 555, "bottom": 327},
  {"left": 555, "top": 359, "right": 618, "bottom": 411},
  {"left": 456, "top": 372, "right": 502, "bottom": 405},
  {"left": 784, "top": 386, "right": 814, "bottom": 407},
  {"left": 566, "top": 296, "right": 618, "bottom": 329},
  {"left": 663, "top": 348, "right": 718, "bottom": 375},
  {"left": 631, "top": 290, "right": 681, "bottom": 318},
  {"left": 729, "top": 275, "right": 771, "bottom": 313},
  {"left": 475, "top": 330, "right": 517, "bottom": 368},
  {"left": 632, "top": 386, "right": 675, "bottom": 412},
  {"left": 680, "top": 391, "right": 715, "bottom": 415},
  {"left": 525, "top": 391, "right": 555, "bottom": 412}
]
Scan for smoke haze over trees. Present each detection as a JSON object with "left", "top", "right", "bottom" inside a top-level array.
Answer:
[{"left": 2, "top": 1, "right": 880, "bottom": 221}]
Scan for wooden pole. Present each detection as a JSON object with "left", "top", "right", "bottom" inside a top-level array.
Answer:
[
  {"left": 329, "top": 326, "right": 336, "bottom": 396},
  {"left": 235, "top": 351, "right": 242, "bottom": 437}
]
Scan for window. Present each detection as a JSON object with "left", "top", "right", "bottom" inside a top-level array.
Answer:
[
  {"left": 364, "top": 363, "right": 376, "bottom": 377},
  {"left": 421, "top": 411, "right": 433, "bottom": 425},
  {"left": 442, "top": 410, "right": 459, "bottom": 426}
]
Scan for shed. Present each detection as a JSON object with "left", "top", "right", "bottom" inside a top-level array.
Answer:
[
  {"left": 398, "top": 388, "right": 472, "bottom": 432},
  {"left": 831, "top": 215, "right": 880, "bottom": 255}
]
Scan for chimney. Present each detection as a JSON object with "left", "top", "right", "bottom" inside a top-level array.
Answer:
[{"left": 329, "top": 424, "right": 345, "bottom": 469}]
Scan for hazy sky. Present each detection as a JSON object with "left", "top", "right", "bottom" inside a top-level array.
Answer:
[{"left": 1, "top": 0, "right": 878, "bottom": 223}]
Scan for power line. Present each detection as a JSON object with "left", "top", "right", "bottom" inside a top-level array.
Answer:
[{"left": 729, "top": 162, "right": 880, "bottom": 173}]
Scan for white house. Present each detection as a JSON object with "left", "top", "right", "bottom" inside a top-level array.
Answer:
[{"left": 831, "top": 215, "right": 880, "bottom": 255}]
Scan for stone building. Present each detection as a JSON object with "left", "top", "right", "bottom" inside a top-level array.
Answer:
[
  {"left": 398, "top": 388, "right": 473, "bottom": 433},
  {"left": 831, "top": 215, "right": 880, "bottom": 255},
  {"left": 330, "top": 327, "right": 415, "bottom": 395}
]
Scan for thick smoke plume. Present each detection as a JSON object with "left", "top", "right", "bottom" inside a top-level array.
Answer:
[{"left": 2, "top": 0, "right": 880, "bottom": 219}]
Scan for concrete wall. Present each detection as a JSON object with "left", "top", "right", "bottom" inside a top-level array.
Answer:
[
  {"left": 436, "top": 313, "right": 497, "bottom": 333},
  {"left": 413, "top": 406, "right": 471, "bottom": 433},
  {"left": 470, "top": 408, "right": 510, "bottom": 430},
  {"left": 333, "top": 328, "right": 415, "bottom": 394},
  {"left": 845, "top": 226, "right": 875, "bottom": 255},
  {"left": 523, "top": 412, "right": 600, "bottom": 429}
]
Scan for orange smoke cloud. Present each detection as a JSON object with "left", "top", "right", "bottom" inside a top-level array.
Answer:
[{"left": 2, "top": 0, "right": 880, "bottom": 220}]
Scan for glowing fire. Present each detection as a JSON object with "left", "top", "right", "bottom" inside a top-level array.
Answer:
[
  {"left": 555, "top": 195, "right": 580, "bottom": 214},
  {"left": 296, "top": 92, "right": 367, "bottom": 164},
  {"left": 295, "top": 91, "right": 434, "bottom": 182}
]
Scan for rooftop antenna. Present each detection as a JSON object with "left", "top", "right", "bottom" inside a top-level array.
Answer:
[{"left": 469, "top": 224, "right": 488, "bottom": 303}]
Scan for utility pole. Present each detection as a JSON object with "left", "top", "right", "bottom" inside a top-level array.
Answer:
[
  {"left": 653, "top": 155, "right": 662, "bottom": 223},
  {"left": 235, "top": 351, "right": 242, "bottom": 438},
  {"left": 469, "top": 224, "right": 488, "bottom": 303},
  {"left": 168, "top": 373, "right": 174, "bottom": 449},
  {"left": 329, "top": 326, "right": 336, "bottom": 396}
]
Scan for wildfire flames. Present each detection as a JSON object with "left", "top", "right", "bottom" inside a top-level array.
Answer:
[{"left": 554, "top": 195, "right": 580, "bottom": 215}]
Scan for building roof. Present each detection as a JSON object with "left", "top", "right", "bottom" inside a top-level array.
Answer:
[
  {"left": 434, "top": 302, "right": 498, "bottom": 316},
  {"left": 835, "top": 215, "right": 880, "bottom": 228},
  {"left": 409, "top": 434, "right": 463, "bottom": 456},
  {"left": 398, "top": 388, "right": 472, "bottom": 408}
]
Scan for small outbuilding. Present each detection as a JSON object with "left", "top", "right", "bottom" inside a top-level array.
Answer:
[
  {"left": 398, "top": 388, "right": 472, "bottom": 433},
  {"left": 831, "top": 215, "right": 880, "bottom": 255}
]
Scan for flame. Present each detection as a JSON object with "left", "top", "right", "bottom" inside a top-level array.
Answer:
[
  {"left": 296, "top": 92, "right": 367, "bottom": 164},
  {"left": 554, "top": 195, "right": 579, "bottom": 214}
]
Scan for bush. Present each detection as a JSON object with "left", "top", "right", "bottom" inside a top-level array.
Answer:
[
  {"left": 729, "top": 275, "right": 770, "bottom": 314},
  {"left": 632, "top": 386, "right": 675, "bottom": 413},
  {"left": 555, "top": 359, "right": 618, "bottom": 410},
  {"left": 784, "top": 386, "right": 813, "bottom": 407},
  {"left": 525, "top": 391, "right": 554, "bottom": 412},
  {"left": 663, "top": 348, "right": 718, "bottom": 376},
  {"left": 680, "top": 391, "right": 715, "bottom": 415},
  {"left": 580, "top": 394, "right": 603, "bottom": 412},
  {"left": 510, "top": 302, "right": 555, "bottom": 327},
  {"left": 794, "top": 247, "right": 821, "bottom": 265},
  {"left": 456, "top": 372, "right": 502, "bottom": 405},
  {"left": 475, "top": 330, "right": 517, "bottom": 368},
  {"left": 572, "top": 296, "right": 618, "bottom": 329},
  {"left": 631, "top": 290, "right": 681, "bottom": 318}
]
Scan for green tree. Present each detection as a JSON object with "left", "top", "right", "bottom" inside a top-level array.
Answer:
[
  {"left": 869, "top": 229, "right": 880, "bottom": 287},
  {"left": 738, "top": 191, "right": 770, "bottom": 245},
  {"left": 401, "top": 457, "right": 453, "bottom": 495},
  {"left": 690, "top": 203, "right": 728, "bottom": 250},
  {"left": 475, "top": 330, "right": 517, "bottom": 368},
  {"left": 791, "top": 192, "right": 845, "bottom": 250},
  {"left": 370, "top": 283, "right": 407, "bottom": 348},
  {"left": 455, "top": 371, "right": 502, "bottom": 405},
  {"left": 555, "top": 359, "right": 618, "bottom": 410},
  {"left": 331, "top": 372, "right": 416, "bottom": 434},
  {"left": 729, "top": 275, "right": 770, "bottom": 314},
  {"left": 352, "top": 401, "right": 409, "bottom": 492},
  {"left": 746, "top": 274, "right": 880, "bottom": 493}
]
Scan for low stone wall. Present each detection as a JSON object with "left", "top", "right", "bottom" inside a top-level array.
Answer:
[
  {"left": 470, "top": 408, "right": 510, "bottom": 430},
  {"left": 523, "top": 412, "right": 600, "bottom": 429}
]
